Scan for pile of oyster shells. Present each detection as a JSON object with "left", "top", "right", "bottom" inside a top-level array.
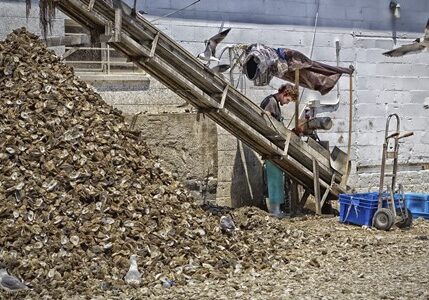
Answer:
[{"left": 0, "top": 28, "right": 300, "bottom": 297}]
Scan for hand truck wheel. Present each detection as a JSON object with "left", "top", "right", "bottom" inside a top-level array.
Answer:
[
  {"left": 373, "top": 208, "right": 394, "bottom": 230},
  {"left": 396, "top": 208, "right": 413, "bottom": 229}
]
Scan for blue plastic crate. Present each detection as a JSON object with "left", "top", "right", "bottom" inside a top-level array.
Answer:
[
  {"left": 339, "top": 192, "right": 379, "bottom": 207},
  {"left": 411, "top": 211, "right": 429, "bottom": 219},
  {"left": 339, "top": 201, "right": 377, "bottom": 226},
  {"left": 339, "top": 193, "right": 380, "bottom": 226},
  {"left": 339, "top": 192, "right": 405, "bottom": 226},
  {"left": 403, "top": 193, "right": 429, "bottom": 218}
]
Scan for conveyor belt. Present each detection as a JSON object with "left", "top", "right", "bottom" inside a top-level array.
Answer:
[{"left": 55, "top": 0, "right": 347, "bottom": 200}]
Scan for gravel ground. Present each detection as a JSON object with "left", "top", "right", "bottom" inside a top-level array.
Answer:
[
  {"left": 133, "top": 216, "right": 429, "bottom": 300},
  {"left": 6, "top": 215, "right": 428, "bottom": 299}
]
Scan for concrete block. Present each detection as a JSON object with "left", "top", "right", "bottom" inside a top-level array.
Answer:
[
  {"left": 0, "top": 16, "right": 64, "bottom": 40},
  {"left": 345, "top": 7, "right": 363, "bottom": 21},
  {"left": 319, "top": 4, "right": 347, "bottom": 19},
  {"left": 217, "top": 165, "right": 235, "bottom": 182},
  {"left": 387, "top": 103, "right": 428, "bottom": 117},
  {"left": 355, "top": 117, "right": 387, "bottom": 132},
  {"left": 362, "top": 4, "right": 391, "bottom": 22},
  {"left": 311, "top": 46, "right": 337, "bottom": 62},
  {"left": 420, "top": 131, "right": 429, "bottom": 144},
  {"left": 216, "top": 181, "right": 232, "bottom": 198},
  {"left": 0, "top": 2, "right": 41, "bottom": 18},
  {"left": 354, "top": 38, "right": 378, "bottom": 49},
  {"left": 356, "top": 129, "right": 385, "bottom": 144},
  {"left": 356, "top": 103, "right": 387, "bottom": 117},
  {"left": 391, "top": 91, "right": 412, "bottom": 104},
  {"left": 410, "top": 91, "right": 429, "bottom": 104},
  {"left": 357, "top": 146, "right": 383, "bottom": 165},
  {"left": 216, "top": 196, "right": 232, "bottom": 207},
  {"left": 217, "top": 133, "right": 239, "bottom": 151},
  {"left": 217, "top": 150, "right": 238, "bottom": 167},
  {"left": 356, "top": 89, "right": 379, "bottom": 103}
]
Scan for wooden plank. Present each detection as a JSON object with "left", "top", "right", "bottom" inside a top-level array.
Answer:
[
  {"left": 298, "top": 189, "right": 310, "bottom": 211},
  {"left": 321, "top": 173, "right": 335, "bottom": 208},
  {"left": 294, "top": 69, "right": 300, "bottom": 130},
  {"left": 219, "top": 85, "right": 228, "bottom": 109},
  {"left": 149, "top": 32, "right": 160, "bottom": 58},
  {"left": 306, "top": 137, "right": 330, "bottom": 160},
  {"left": 313, "top": 158, "right": 321, "bottom": 215}
]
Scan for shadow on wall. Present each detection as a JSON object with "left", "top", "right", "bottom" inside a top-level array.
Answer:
[{"left": 230, "top": 140, "right": 264, "bottom": 208}]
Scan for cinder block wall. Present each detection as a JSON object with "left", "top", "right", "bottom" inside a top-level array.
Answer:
[
  {"left": 127, "top": 0, "right": 429, "bottom": 199},
  {"left": 0, "top": 0, "right": 65, "bottom": 53}
]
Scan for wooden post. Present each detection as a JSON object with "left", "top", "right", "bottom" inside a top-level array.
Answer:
[
  {"left": 341, "top": 73, "right": 353, "bottom": 187},
  {"left": 313, "top": 158, "right": 321, "bottom": 215},
  {"left": 290, "top": 180, "right": 299, "bottom": 215},
  {"left": 88, "top": 0, "right": 95, "bottom": 11},
  {"left": 149, "top": 32, "right": 160, "bottom": 58},
  {"left": 298, "top": 189, "right": 310, "bottom": 212},
  {"left": 114, "top": 8, "right": 122, "bottom": 42},
  {"left": 294, "top": 69, "right": 300, "bottom": 131}
]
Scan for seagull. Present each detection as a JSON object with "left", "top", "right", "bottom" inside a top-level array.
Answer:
[
  {"left": 219, "top": 215, "right": 236, "bottom": 235},
  {"left": 124, "top": 255, "right": 142, "bottom": 286},
  {"left": 383, "top": 18, "right": 429, "bottom": 57},
  {"left": 210, "top": 64, "right": 231, "bottom": 74},
  {"left": 198, "top": 28, "right": 231, "bottom": 62},
  {"left": 0, "top": 268, "right": 29, "bottom": 292}
]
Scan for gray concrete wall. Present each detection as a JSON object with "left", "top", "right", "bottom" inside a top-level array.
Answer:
[
  {"left": 0, "top": 0, "right": 65, "bottom": 41},
  {"left": 130, "top": 0, "right": 428, "bottom": 32},
  {"left": 131, "top": 113, "right": 219, "bottom": 204}
]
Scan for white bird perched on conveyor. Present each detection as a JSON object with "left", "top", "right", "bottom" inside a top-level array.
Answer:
[
  {"left": 209, "top": 63, "right": 231, "bottom": 74},
  {"left": 0, "top": 268, "right": 29, "bottom": 292},
  {"left": 124, "top": 255, "right": 142, "bottom": 286},
  {"left": 198, "top": 28, "right": 231, "bottom": 63},
  {"left": 219, "top": 215, "right": 236, "bottom": 235},
  {"left": 383, "top": 18, "right": 429, "bottom": 57}
]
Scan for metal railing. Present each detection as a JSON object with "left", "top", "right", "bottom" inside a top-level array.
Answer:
[{"left": 62, "top": 44, "right": 145, "bottom": 75}]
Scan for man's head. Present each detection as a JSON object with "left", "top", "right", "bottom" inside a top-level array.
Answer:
[{"left": 276, "top": 83, "right": 298, "bottom": 105}]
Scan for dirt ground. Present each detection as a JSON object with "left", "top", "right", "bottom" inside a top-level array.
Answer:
[
  {"left": 92, "top": 216, "right": 429, "bottom": 300},
  {"left": 143, "top": 217, "right": 429, "bottom": 300},
  {"left": 3, "top": 214, "right": 429, "bottom": 300}
]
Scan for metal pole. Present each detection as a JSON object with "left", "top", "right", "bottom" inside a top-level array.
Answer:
[{"left": 107, "top": 44, "right": 111, "bottom": 74}]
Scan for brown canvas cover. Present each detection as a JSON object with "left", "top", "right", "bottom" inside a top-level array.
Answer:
[{"left": 244, "top": 44, "right": 354, "bottom": 95}]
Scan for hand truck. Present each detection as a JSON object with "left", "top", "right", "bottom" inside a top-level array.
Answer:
[{"left": 372, "top": 114, "right": 414, "bottom": 230}]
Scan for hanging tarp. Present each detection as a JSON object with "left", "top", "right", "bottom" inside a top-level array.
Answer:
[{"left": 243, "top": 44, "right": 353, "bottom": 95}]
